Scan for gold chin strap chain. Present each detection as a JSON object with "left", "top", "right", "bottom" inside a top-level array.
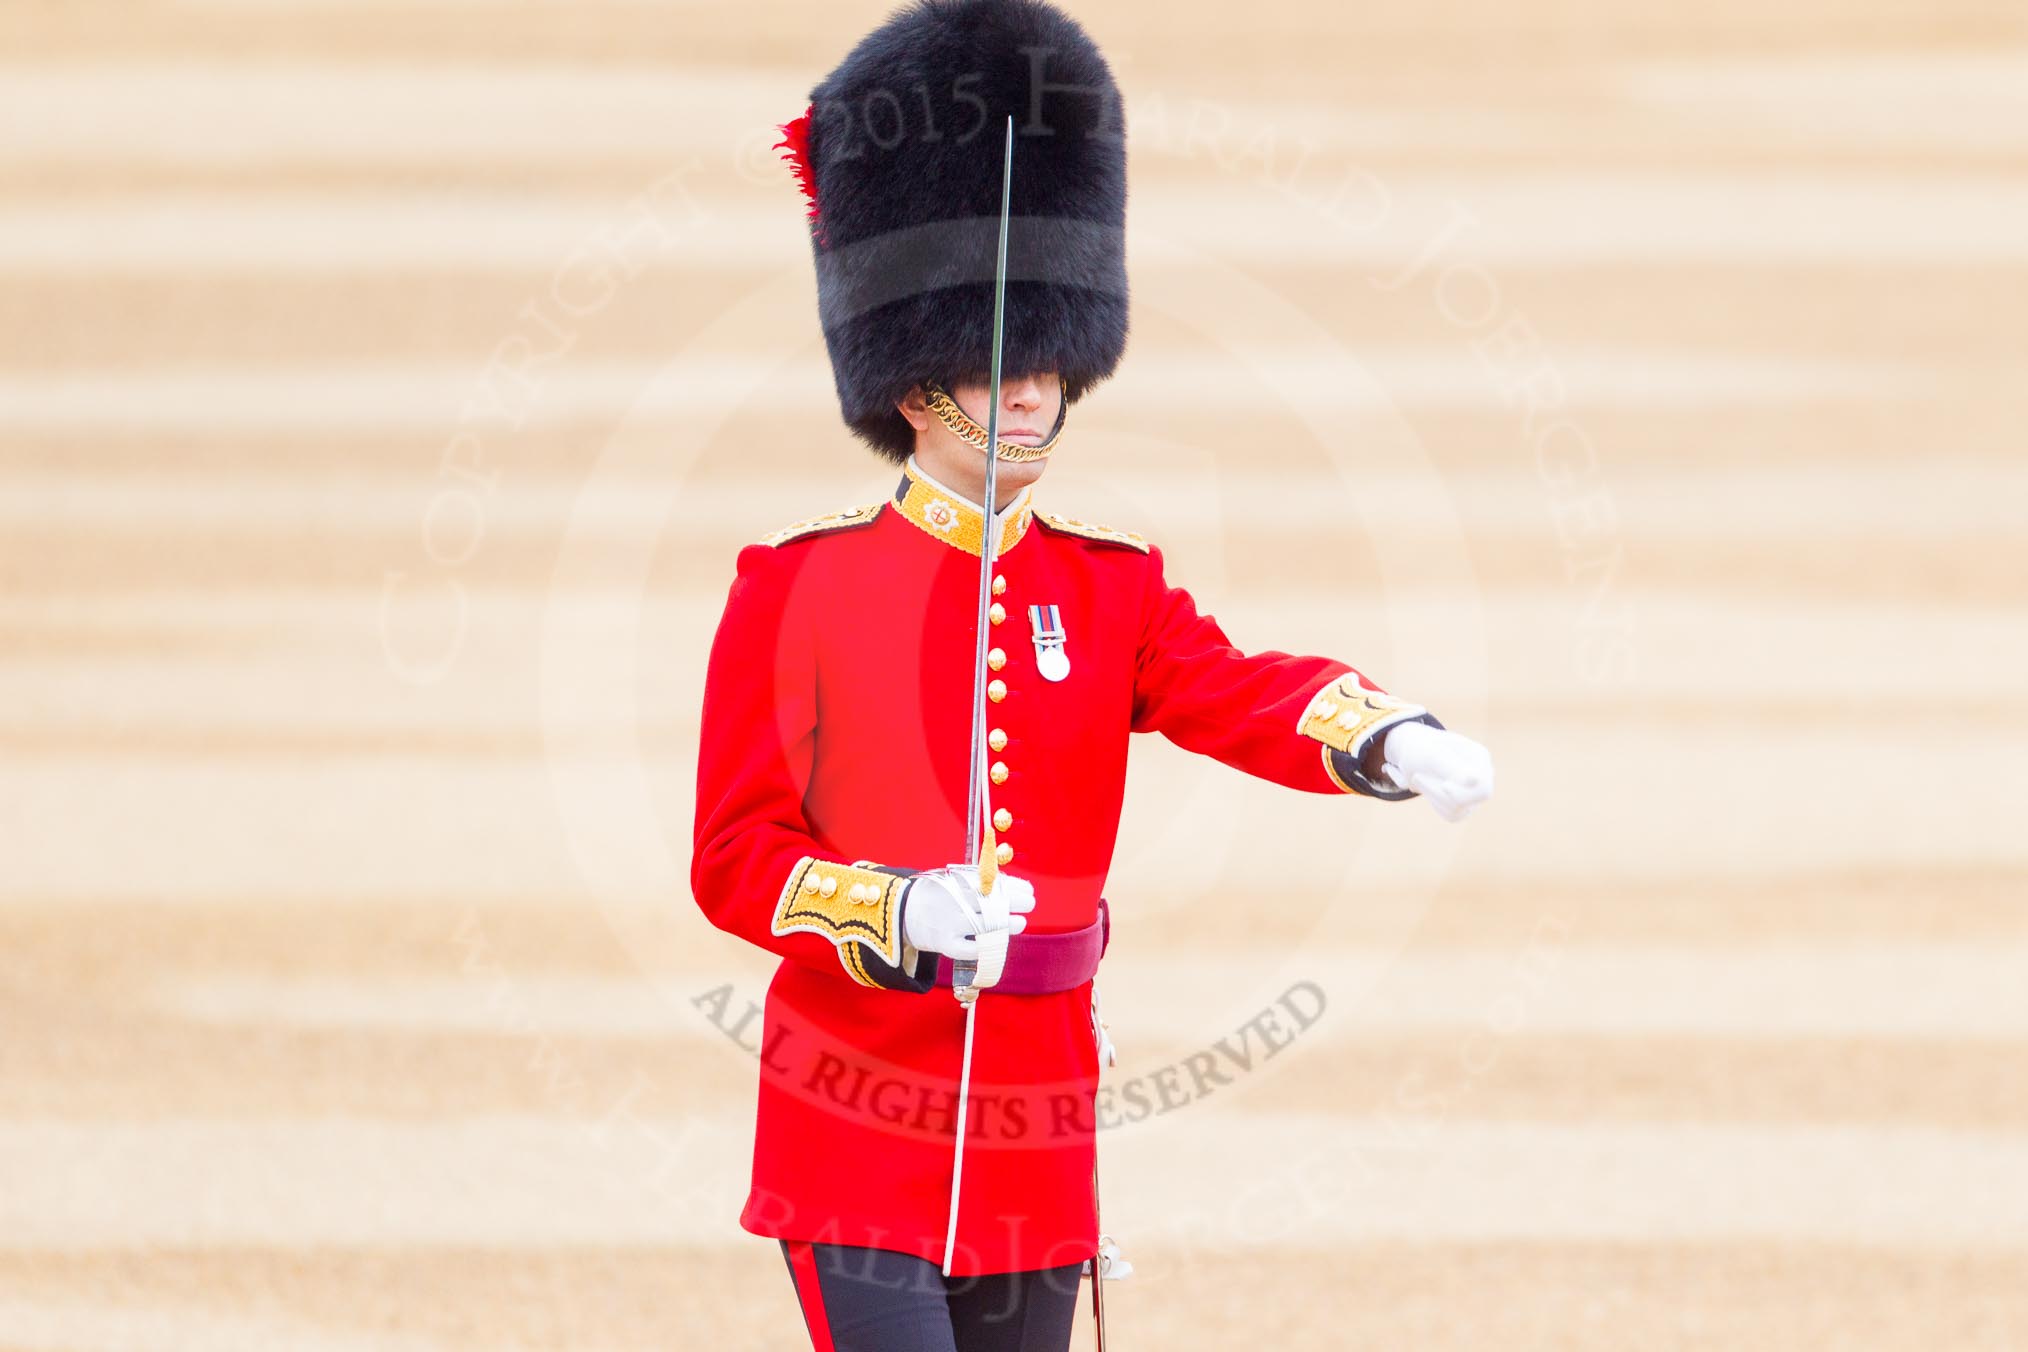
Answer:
[{"left": 923, "top": 378, "right": 1067, "bottom": 462}]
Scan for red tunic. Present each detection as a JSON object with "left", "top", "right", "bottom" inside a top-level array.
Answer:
[{"left": 690, "top": 457, "right": 1421, "bottom": 1275}]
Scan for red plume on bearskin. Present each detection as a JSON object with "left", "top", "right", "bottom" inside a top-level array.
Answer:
[{"left": 773, "top": 105, "right": 826, "bottom": 246}]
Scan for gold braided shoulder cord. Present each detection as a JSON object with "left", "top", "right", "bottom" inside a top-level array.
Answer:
[{"left": 922, "top": 379, "right": 1065, "bottom": 462}]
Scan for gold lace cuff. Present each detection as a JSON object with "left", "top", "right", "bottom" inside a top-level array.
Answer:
[
  {"left": 1297, "top": 674, "right": 1429, "bottom": 791},
  {"left": 771, "top": 857, "right": 911, "bottom": 986}
]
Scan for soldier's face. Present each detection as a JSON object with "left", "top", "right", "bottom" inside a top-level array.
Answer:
[{"left": 899, "top": 369, "right": 1061, "bottom": 505}]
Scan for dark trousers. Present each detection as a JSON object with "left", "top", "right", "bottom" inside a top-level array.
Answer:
[{"left": 779, "top": 1239, "right": 1084, "bottom": 1352}]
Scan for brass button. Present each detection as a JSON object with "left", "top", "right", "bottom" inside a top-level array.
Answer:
[
  {"left": 988, "top": 728, "right": 1007, "bottom": 752},
  {"left": 987, "top": 647, "right": 1006, "bottom": 671},
  {"left": 992, "top": 574, "right": 1007, "bottom": 596},
  {"left": 818, "top": 876, "right": 837, "bottom": 898},
  {"left": 990, "top": 761, "right": 1009, "bottom": 785},
  {"left": 987, "top": 678, "right": 1007, "bottom": 702},
  {"left": 993, "top": 807, "right": 1012, "bottom": 831},
  {"left": 988, "top": 602, "right": 1006, "bottom": 625},
  {"left": 996, "top": 842, "right": 1014, "bottom": 866}
]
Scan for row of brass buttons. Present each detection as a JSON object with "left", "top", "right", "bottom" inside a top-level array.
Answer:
[{"left": 989, "top": 572, "right": 1013, "bottom": 866}]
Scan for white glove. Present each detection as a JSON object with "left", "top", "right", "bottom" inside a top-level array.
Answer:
[
  {"left": 1381, "top": 721, "right": 1494, "bottom": 823},
  {"left": 1080, "top": 1236, "right": 1132, "bottom": 1281},
  {"left": 903, "top": 865, "right": 1033, "bottom": 963}
]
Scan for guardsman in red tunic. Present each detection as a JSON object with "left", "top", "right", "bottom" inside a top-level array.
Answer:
[{"left": 689, "top": 3, "right": 1494, "bottom": 1349}]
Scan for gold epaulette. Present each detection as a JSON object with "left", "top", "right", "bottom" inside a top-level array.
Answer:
[
  {"left": 1033, "top": 510, "right": 1149, "bottom": 553},
  {"left": 758, "top": 502, "right": 884, "bottom": 547}
]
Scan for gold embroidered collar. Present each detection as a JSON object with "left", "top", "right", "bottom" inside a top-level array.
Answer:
[{"left": 891, "top": 457, "right": 1035, "bottom": 558}]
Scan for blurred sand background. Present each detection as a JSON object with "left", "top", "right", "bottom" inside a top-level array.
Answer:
[{"left": 5, "top": 1, "right": 2028, "bottom": 1348}]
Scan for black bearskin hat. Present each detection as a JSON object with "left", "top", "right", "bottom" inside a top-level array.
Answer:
[{"left": 775, "top": 0, "right": 1129, "bottom": 462}]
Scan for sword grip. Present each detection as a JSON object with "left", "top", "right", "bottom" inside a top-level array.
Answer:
[{"left": 952, "top": 824, "right": 1005, "bottom": 997}]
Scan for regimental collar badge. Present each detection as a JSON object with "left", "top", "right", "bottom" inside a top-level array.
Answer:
[
  {"left": 1028, "top": 604, "right": 1070, "bottom": 682},
  {"left": 892, "top": 457, "right": 1035, "bottom": 559}
]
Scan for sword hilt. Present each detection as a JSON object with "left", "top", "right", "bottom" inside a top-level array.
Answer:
[{"left": 952, "top": 815, "right": 1000, "bottom": 995}]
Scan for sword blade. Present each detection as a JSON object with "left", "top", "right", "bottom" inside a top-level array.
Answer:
[
  {"left": 943, "top": 115, "right": 1017, "bottom": 1279},
  {"left": 957, "top": 111, "right": 1016, "bottom": 961}
]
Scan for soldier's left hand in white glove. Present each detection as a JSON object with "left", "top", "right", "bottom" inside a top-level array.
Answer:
[{"left": 1381, "top": 721, "right": 1494, "bottom": 823}]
